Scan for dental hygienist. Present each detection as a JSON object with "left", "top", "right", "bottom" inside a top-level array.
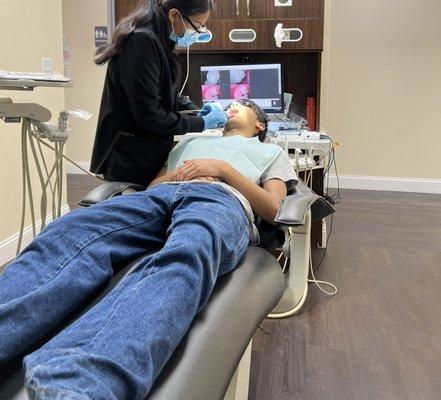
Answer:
[{"left": 91, "top": 0, "right": 227, "bottom": 185}]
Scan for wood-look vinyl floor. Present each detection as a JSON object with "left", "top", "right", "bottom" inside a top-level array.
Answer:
[
  {"left": 250, "top": 189, "right": 441, "bottom": 400},
  {"left": 5, "top": 175, "right": 441, "bottom": 399}
]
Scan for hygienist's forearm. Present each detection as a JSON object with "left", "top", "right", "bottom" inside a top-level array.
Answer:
[{"left": 221, "top": 165, "right": 280, "bottom": 223}]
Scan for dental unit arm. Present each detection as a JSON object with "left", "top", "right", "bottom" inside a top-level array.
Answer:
[
  {"left": 0, "top": 96, "right": 92, "bottom": 255},
  {"left": 32, "top": 109, "right": 92, "bottom": 143}
]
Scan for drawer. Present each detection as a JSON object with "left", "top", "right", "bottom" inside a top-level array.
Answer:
[
  {"left": 267, "top": 19, "right": 324, "bottom": 51},
  {"left": 210, "top": 0, "right": 324, "bottom": 20},
  {"left": 192, "top": 19, "right": 323, "bottom": 52},
  {"left": 268, "top": 0, "right": 324, "bottom": 19},
  {"left": 193, "top": 20, "right": 271, "bottom": 52}
]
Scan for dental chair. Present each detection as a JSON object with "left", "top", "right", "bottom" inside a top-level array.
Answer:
[{"left": 0, "top": 180, "right": 333, "bottom": 400}]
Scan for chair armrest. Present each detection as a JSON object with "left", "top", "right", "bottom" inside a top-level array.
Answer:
[
  {"left": 78, "top": 181, "right": 145, "bottom": 207},
  {"left": 274, "top": 182, "right": 335, "bottom": 226}
]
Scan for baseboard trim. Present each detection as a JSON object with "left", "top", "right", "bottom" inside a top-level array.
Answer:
[
  {"left": 66, "top": 161, "right": 91, "bottom": 175},
  {"left": 328, "top": 175, "right": 441, "bottom": 194},
  {"left": 66, "top": 161, "right": 441, "bottom": 195},
  {"left": 0, "top": 205, "right": 71, "bottom": 266}
]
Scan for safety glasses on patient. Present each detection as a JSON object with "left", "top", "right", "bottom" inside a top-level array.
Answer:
[{"left": 226, "top": 100, "right": 268, "bottom": 125}]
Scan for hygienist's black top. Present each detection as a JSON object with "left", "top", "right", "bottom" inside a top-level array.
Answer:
[{"left": 90, "top": 26, "right": 204, "bottom": 186}]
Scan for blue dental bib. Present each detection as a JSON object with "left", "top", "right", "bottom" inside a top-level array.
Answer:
[{"left": 167, "top": 135, "right": 282, "bottom": 183}]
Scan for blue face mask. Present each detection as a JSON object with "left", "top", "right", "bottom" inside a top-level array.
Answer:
[{"left": 169, "top": 13, "right": 199, "bottom": 48}]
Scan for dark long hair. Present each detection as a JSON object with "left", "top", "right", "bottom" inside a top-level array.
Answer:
[{"left": 95, "top": 0, "right": 214, "bottom": 83}]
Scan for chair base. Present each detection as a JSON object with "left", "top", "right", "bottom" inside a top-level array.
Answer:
[
  {"left": 223, "top": 341, "right": 252, "bottom": 400},
  {"left": 268, "top": 210, "right": 312, "bottom": 319}
]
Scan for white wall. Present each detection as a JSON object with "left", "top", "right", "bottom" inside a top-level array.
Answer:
[
  {"left": 62, "top": 0, "right": 108, "bottom": 166},
  {"left": 0, "top": 0, "right": 66, "bottom": 244},
  {"left": 321, "top": 0, "right": 441, "bottom": 182}
]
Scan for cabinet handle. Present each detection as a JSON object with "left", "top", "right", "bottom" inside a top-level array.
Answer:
[
  {"left": 247, "top": 0, "right": 250, "bottom": 16},
  {"left": 236, "top": 0, "right": 240, "bottom": 16}
]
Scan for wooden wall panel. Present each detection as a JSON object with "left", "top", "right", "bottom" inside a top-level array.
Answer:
[
  {"left": 210, "top": 0, "right": 241, "bottom": 20},
  {"left": 116, "top": 0, "right": 140, "bottom": 23}
]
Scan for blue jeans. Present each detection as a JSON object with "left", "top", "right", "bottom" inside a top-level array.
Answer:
[{"left": 0, "top": 183, "right": 249, "bottom": 400}]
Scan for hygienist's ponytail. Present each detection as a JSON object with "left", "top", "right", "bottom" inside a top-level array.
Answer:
[{"left": 95, "top": 0, "right": 214, "bottom": 83}]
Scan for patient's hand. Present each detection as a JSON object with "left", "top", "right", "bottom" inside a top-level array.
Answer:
[
  {"left": 175, "top": 160, "right": 227, "bottom": 182},
  {"left": 173, "top": 173, "right": 220, "bottom": 183},
  {"left": 190, "top": 176, "right": 220, "bottom": 183}
]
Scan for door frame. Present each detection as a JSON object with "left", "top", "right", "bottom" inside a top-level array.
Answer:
[{"left": 107, "top": 0, "right": 116, "bottom": 36}]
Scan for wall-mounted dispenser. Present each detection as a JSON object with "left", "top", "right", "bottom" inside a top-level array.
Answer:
[
  {"left": 195, "top": 30, "right": 213, "bottom": 44},
  {"left": 275, "top": 0, "right": 293, "bottom": 6},
  {"left": 274, "top": 23, "right": 303, "bottom": 47},
  {"left": 229, "top": 29, "right": 257, "bottom": 43}
]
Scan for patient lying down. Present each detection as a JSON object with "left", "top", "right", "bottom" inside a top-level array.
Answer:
[{"left": 0, "top": 100, "right": 296, "bottom": 400}]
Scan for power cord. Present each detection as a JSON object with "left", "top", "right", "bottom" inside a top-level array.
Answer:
[
  {"left": 179, "top": 46, "right": 191, "bottom": 95},
  {"left": 321, "top": 133, "right": 341, "bottom": 204},
  {"left": 271, "top": 222, "right": 336, "bottom": 318},
  {"left": 308, "top": 248, "right": 338, "bottom": 296},
  {"left": 31, "top": 130, "right": 104, "bottom": 181},
  {"left": 314, "top": 133, "right": 340, "bottom": 274},
  {"left": 312, "top": 213, "right": 334, "bottom": 274}
]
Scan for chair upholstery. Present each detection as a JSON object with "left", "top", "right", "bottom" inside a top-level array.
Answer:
[
  {"left": 0, "top": 247, "right": 284, "bottom": 400},
  {"left": 0, "top": 179, "right": 329, "bottom": 399}
]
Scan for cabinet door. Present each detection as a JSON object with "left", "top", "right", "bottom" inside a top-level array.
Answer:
[
  {"left": 210, "top": 0, "right": 243, "bottom": 20},
  {"left": 268, "top": 0, "right": 324, "bottom": 19},
  {"left": 241, "top": 0, "right": 324, "bottom": 20},
  {"left": 193, "top": 20, "right": 271, "bottom": 51},
  {"left": 115, "top": 1, "right": 245, "bottom": 22},
  {"left": 243, "top": 0, "right": 268, "bottom": 19}
]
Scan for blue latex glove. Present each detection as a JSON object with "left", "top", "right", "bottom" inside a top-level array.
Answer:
[
  {"left": 198, "top": 102, "right": 224, "bottom": 117},
  {"left": 201, "top": 108, "right": 228, "bottom": 130}
]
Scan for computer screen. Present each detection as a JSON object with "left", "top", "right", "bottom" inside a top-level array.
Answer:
[{"left": 200, "top": 63, "right": 284, "bottom": 113}]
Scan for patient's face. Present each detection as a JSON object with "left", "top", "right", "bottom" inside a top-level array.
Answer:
[{"left": 224, "top": 102, "right": 262, "bottom": 137}]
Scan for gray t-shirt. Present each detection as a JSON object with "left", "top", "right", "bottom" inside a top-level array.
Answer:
[
  {"left": 165, "top": 149, "right": 297, "bottom": 244},
  {"left": 214, "top": 150, "right": 298, "bottom": 244},
  {"left": 259, "top": 150, "right": 298, "bottom": 191}
]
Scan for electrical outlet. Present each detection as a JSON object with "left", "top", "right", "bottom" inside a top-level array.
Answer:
[{"left": 42, "top": 58, "right": 53, "bottom": 73}]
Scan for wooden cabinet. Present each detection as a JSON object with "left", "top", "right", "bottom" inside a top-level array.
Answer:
[
  {"left": 212, "top": 0, "right": 324, "bottom": 20},
  {"left": 210, "top": 0, "right": 242, "bottom": 20},
  {"left": 242, "top": 0, "right": 268, "bottom": 19},
  {"left": 114, "top": 0, "right": 325, "bottom": 23},
  {"left": 194, "top": 18, "right": 323, "bottom": 52},
  {"left": 267, "top": 0, "right": 324, "bottom": 19},
  {"left": 114, "top": 1, "right": 324, "bottom": 51},
  {"left": 267, "top": 19, "right": 324, "bottom": 51},
  {"left": 197, "top": 0, "right": 325, "bottom": 52},
  {"left": 115, "top": 0, "right": 139, "bottom": 23},
  {"left": 195, "top": 20, "right": 269, "bottom": 51}
]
